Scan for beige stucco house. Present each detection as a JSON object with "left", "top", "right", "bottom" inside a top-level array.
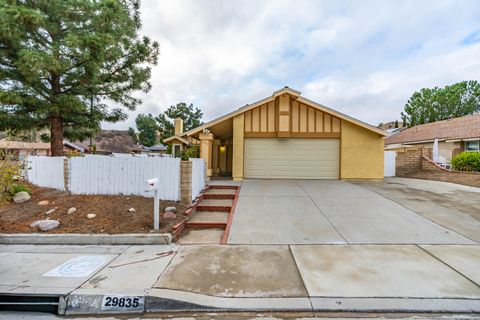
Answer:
[
  {"left": 0, "top": 140, "right": 51, "bottom": 159},
  {"left": 165, "top": 87, "right": 386, "bottom": 181}
]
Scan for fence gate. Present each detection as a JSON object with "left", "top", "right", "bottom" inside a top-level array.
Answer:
[{"left": 384, "top": 151, "right": 396, "bottom": 177}]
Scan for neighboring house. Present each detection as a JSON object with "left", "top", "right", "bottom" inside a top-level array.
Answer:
[
  {"left": 385, "top": 114, "right": 480, "bottom": 161},
  {"left": 63, "top": 140, "right": 86, "bottom": 154},
  {"left": 65, "top": 130, "right": 142, "bottom": 155},
  {"left": 385, "top": 127, "right": 404, "bottom": 135},
  {"left": 378, "top": 120, "right": 404, "bottom": 131},
  {"left": 141, "top": 143, "right": 168, "bottom": 154},
  {"left": 0, "top": 140, "right": 51, "bottom": 159},
  {"left": 164, "top": 87, "right": 386, "bottom": 180}
]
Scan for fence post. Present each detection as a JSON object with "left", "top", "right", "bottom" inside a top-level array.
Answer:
[
  {"left": 63, "top": 157, "right": 70, "bottom": 192},
  {"left": 180, "top": 160, "right": 192, "bottom": 205},
  {"left": 204, "top": 160, "right": 208, "bottom": 185}
]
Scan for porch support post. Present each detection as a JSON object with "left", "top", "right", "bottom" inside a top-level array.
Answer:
[
  {"left": 199, "top": 132, "right": 214, "bottom": 178},
  {"left": 212, "top": 139, "right": 221, "bottom": 175},
  {"left": 232, "top": 114, "right": 244, "bottom": 181}
]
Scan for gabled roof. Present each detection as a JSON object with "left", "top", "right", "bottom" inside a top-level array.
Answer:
[
  {"left": 163, "top": 135, "right": 190, "bottom": 145},
  {"left": 385, "top": 114, "right": 480, "bottom": 145},
  {"left": 168, "top": 87, "right": 386, "bottom": 140}
]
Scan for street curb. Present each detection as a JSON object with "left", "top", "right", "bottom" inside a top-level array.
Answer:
[
  {"left": 0, "top": 233, "right": 172, "bottom": 245},
  {"left": 65, "top": 293, "right": 146, "bottom": 315},
  {"left": 145, "top": 289, "right": 311, "bottom": 312},
  {"left": 63, "top": 289, "right": 480, "bottom": 315},
  {"left": 310, "top": 297, "right": 480, "bottom": 312},
  {"left": 63, "top": 289, "right": 311, "bottom": 315}
]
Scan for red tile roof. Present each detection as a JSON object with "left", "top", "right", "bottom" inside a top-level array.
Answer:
[{"left": 385, "top": 114, "right": 480, "bottom": 145}]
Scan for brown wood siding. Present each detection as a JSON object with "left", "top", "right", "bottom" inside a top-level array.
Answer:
[
  {"left": 292, "top": 101, "right": 299, "bottom": 132},
  {"left": 244, "top": 110, "right": 252, "bottom": 132},
  {"left": 252, "top": 107, "right": 260, "bottom": 132},
  {"left": 308, "top": 108, "right": 315, "bottom": 133},
  {"left": 260, "top": 104, "right": 267, "bottom": 132},
  {"left": 267, "top": 102, "right": 275, "bottom": 132},
  {"left": 243, "top": 93, "right": 341, "bottom": 137},
  {"left": 324, "top": 114, "right": 331, "bottom": 132}
]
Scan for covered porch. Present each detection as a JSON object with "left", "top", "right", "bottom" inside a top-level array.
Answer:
[{"left": 165, "top": 117, "right": 236, "bottom": 179}]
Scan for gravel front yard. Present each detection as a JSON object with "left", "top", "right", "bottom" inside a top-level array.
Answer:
[{"left": 0, "top": 184, "right": 187, "bottom": 234}]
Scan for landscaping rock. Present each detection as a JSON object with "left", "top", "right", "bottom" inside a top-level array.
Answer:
[
  {"left": 165, "top": 206, "right": 176, "bottom": 213},
  {"left": 45, "top": 208, "right": 56, "bottom": 215},
  {"left": 128, "top": 207, "right": 136, "bottom": 212},
  {"left": 87, "top": 213, "right": 96, "bottom": 219},
  {"left": 67, "top": 207, "right": 77, "bottom": 215},
  {"left": 163, "top": 211, "right": 176, "bottom": 219},
  {"left": 13, "top": 191, "right": 30, "bottom": 204},
  {"left": 38, "top": 200, "right": 49, "bottom": 206},
  {"left": 30, "top": 220, "right": 60, "bottom": 232}
]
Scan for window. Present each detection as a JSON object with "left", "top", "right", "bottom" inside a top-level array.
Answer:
[
  {"left": 173, "top": 144, "right": 181, "bottom": 158},
  {"left": 465, "top": 140, "right": 480, "bottom": 152}
]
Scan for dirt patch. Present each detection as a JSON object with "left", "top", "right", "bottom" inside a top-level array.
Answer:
[{"left": 0, "top": 184, "right": 188, "bottom": 234}]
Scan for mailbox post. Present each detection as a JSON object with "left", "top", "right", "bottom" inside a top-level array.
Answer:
[{"left": 145, "top": 178, "right": 160, "bottom": 230}]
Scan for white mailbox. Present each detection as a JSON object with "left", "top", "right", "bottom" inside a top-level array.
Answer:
[
  {"left": 145, "top": 178, "right": 159, "bottom": 191},
  {"left": 145, "top": 178, "right": 161, "bottom": 230}
]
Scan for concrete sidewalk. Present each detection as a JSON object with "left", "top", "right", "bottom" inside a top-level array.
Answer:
[{"left": 0, "top": 244, "right": 479, "bottom": 315}]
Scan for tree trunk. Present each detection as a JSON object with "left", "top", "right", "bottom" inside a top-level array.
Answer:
[{"left": 50, "top": 115, "right": 64, "bottom": 156}]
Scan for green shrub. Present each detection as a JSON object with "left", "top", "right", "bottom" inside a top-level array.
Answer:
[
  {"left": 451, "top": 152, "right": 480, "bottom": 172},
  {"left": 0, "top": 150, "right": 21, "bottom": 204},
  {"left": 180, "top": 146, "right": 200, "bottom": 160},
  {"left": 9, "top": 183, "right": 31, "bottom": 196}
]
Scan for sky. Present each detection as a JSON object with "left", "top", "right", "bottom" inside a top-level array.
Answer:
[{"left": 104, "top": 0, "right": 480, "bottom": 130}]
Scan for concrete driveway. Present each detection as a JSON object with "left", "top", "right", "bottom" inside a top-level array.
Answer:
[{"left": 227, "top": 178, "right": 477, "bottom": 245}]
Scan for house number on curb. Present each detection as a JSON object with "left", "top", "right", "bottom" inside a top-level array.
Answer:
[{"left": 101, "top": 295, "right": 145, "bottom": 311}]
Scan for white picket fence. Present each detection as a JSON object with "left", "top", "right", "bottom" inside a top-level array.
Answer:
[
  {"left": 191, "top": 158, "right": 206, "bottom": 199},
  {"left": 26, "top": 155, "right": 205, "bottom": 201},
  {"left": 69, "top": 156, "right": 181, "bottom": 200},
  {"left": 27, "top": 156, "right": 65, "bottom": 191}
]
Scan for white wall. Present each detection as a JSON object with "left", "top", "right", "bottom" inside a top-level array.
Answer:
[
  {"left": 69, "top": 155, "right": 180, "bottom": 200},
  {"left": 27, "top": 156, "right": 65, "bottom": 190},
  {"left": 384, "top": 151, "right": 396, "bottom": 177},
  {"left": 191, "top": 158, "right": 206, "bottom": 199}
]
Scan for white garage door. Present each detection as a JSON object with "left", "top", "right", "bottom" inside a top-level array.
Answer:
[{"left": 244, "top": 138, "right": 339, "bottom": 179}]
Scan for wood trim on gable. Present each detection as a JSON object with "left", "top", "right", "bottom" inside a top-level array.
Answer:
[{"left": 244, "top": 94, "right": 342, "bottom": 137}]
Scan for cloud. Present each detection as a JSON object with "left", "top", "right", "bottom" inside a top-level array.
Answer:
[
  {"left": 303, "top": 43, "right": 480, "bottom": 122},
  {"left": 103, "top": 0, "right": 480, "bottom": 130}
]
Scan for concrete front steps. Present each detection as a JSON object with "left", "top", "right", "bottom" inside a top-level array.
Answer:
[{"left": 173, "top": 185, "right": 240, "bottom": 244}]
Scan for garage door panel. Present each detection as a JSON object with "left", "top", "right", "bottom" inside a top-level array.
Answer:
[{"left": 244, "top": 138, "right": 339, "bottom": 179}]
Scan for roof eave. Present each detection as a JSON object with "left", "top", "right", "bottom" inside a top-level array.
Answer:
[
  {"left": 171, "top": 95, "right": 276, "bottom": 139},
  {"left": 295, "top": 96, "right": 387, "bottom": 136},
  {"left": 164, "top": 87, "right": 387, "bottom": 140},
  {"left": 164, "top": 135, "right": 190, "bottom": 145}
]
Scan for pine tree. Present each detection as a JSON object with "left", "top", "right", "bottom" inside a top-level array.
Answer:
[{"left": 0, "top": 0, "right": 159, "bottom": 155}]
